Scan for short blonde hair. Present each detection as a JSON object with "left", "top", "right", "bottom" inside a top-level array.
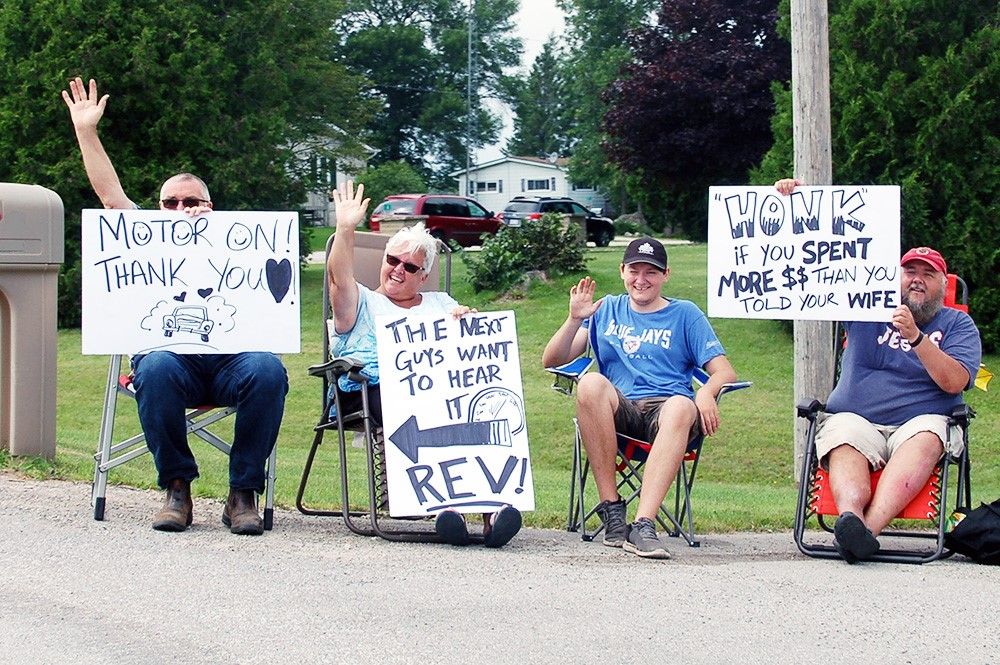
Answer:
[{"left": 385, "top": 222, "right": 438, "bottom": 272}]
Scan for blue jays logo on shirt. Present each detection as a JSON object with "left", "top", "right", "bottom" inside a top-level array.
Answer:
[{"left": 603, "top": 320, "right": 672, "bottom": 351}]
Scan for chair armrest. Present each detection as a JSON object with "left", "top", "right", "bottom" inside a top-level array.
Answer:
[
  {"left": 796, "top": 398, "right": 824, "bottom": 420},
  {"left": 307, "top": 357, "right": 365, "bottom": 378},
  {"left": 949, "top": 403, "right": 974, "bottom": 427},
  {"left": 716, "top": 380, "right": 752, "bottom": 401},
  {"left": 691, "top": 365, "right": 752, "bottom": 403},
  {"left": 545, "top": 356, "right": 594, "bottom": 382}
]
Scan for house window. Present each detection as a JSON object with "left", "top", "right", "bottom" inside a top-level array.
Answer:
[
  {"left": 318, "top": 157, "right": 335, "bottom": 186},
  {"left": 527, "top": 179, "right": 550, "bottom": 191},
  {"left": 571, "top": 182, "right": 595, "bottom": 191},
  {"left": 475, "top": 181, "right": 499, "bottom": 193}
]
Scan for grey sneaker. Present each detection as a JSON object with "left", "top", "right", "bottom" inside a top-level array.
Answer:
[
  {"left": 595, "top": 498, "right": 627, "bottom": 547},
  {"left": 624, "top": 517, "right": 670, "bottom": 559}
]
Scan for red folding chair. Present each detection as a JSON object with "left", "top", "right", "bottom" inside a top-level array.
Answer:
[{"left": 794, "top": 272, "right": 975, "bottom": 563}]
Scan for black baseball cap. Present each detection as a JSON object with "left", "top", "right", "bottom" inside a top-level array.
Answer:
[{"left": 622, "top": 236, "right": 668, "bottom": 271}]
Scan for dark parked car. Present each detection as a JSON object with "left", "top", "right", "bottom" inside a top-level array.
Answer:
[
  {"left": 498, "top": 196, "right": 615, "bottom": 247},
  {"left": 369, "top": 194, "right": 502, "bottom": 248}
]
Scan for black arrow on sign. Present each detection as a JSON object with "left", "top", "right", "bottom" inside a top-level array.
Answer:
[{"left": 388, "top": 416, "right": 512, "bottom": 463}]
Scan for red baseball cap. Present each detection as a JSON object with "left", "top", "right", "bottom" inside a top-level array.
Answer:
[{"left": 900, "top": 246, "right": 947, "bottom": 274}]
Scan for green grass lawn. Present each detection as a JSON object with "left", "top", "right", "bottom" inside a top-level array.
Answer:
[{"left": 6, "top": 243, "right": 997, "bottom": 531}]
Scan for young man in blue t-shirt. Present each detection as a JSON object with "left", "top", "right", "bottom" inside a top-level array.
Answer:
[
  {"left": 543, "top": 237, "right": 737, "bottom": 559},
  {"left": 775, "top": 179, "right": 982, "bottom": 563}
]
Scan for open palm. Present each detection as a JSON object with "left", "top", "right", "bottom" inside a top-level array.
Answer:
[
  {"left": 331, "top": 180, "right": 370, "bottom": 228},
  {"left": 61, "top": 77, "right": 108, "bottom": 131}
]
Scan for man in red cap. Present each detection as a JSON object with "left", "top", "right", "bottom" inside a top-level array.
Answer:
[{"left": 776, "top": 178, "right": 982, "bottom": 562}]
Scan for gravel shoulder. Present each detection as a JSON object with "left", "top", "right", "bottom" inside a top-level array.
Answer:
[{"left": 2, "top": 471, "right": 996, "bottom": 664}]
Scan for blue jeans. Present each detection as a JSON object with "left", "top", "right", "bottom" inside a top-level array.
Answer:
[{"left": 131, "top": 352, "right": 288, "bottom": 492}]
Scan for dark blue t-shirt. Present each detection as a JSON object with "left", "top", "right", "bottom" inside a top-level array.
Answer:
[{"left": 826, "top": 307, "right": 981, "bottom": 425}]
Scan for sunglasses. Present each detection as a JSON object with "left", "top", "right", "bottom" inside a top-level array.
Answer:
[
  {"left": 161, "top": 197, "right": 211, "bottom": 209},
  {"left": 385, "top": 254, "right": 423, "bottom": 274}
]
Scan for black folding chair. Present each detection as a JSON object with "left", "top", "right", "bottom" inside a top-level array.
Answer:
[{"left": 295, "top": 233, "right": 479, "bottom": 542}]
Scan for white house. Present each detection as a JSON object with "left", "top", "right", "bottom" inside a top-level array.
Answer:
[
  {"left": 450, "top": 155, "right": 608, "bottom": 215},
  {"left": 293, "top": 132, "right": 376, "bottom": 227}
]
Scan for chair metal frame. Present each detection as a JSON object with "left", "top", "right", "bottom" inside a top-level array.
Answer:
[
  {"left": 295, "top": 234, "right": 477, "bottom": 542},
  {"left": 793, "top": 399, "right": 972, "bottom": 564},
  {"left": 793, "top": 271, "right": 975, "bottom": 563},
  {"left": 550, "top": 360, "right": 751, "bottom": 547},
  {"left": 92, "top": 353, "right": 278, "bottom": 529}
]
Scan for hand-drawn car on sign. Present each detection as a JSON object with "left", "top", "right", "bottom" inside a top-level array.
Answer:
[{"left": 163, "top": 305, "right": 214, "bottom": 342}]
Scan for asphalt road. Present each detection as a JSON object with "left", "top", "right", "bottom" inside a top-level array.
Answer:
[{"left": 1, "top": 472, "right": 997, "bottom": 665}]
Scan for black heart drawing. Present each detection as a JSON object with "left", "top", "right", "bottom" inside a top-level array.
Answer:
[
  {"left": 265, "top": 258, "right": 292, "bottom": 303},
  {"left": 198, "top": 287, "right": 214, "bottom": 298},
  {"left": 173, "top": 291, "right": 187, "bottom": 302}
]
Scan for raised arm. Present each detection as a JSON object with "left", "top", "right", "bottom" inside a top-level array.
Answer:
[
  {"left": 542, "top": 276, "right": 602, "bottom": 368},
  {"left": 892, "top": 305, "right": 972, "bottom": 394},
  {"left": 328, "top": 180, "right": 370, "bottom": 334},
  {"left": 61, "top": 77, "right": 134, "bottom": 209}
]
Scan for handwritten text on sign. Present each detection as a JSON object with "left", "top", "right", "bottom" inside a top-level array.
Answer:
[
  {"left": 374, "top": 311, "right": 534, "bottom": 517},
  {"left": 707, "top": 186, "right": 900, "bottom": 321},
  {"left": 81, "top": 209, "right": 300, "bottom": 354}
]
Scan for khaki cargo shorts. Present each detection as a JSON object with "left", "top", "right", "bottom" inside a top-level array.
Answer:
[{"left": 814, "top": 412, "right": 964, "bottom": 470}]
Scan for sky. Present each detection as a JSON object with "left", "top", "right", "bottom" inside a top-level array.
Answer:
[{"left": 477, "top": 0, "right": 566, "bottom": 163}]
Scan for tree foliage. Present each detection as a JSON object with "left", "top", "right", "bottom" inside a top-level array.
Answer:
[
  {"left": 0, "top": 0, "right": 371, "bottom": 327},
  {"left": 754, "top": 0, "right": 1000, "bottom": 350},
  {"left": 356, "top": 160, "right": 427, "bottom": 213},
  {"left": 336, "top": 0, "right": 521, "bottom": 186},
  {"left": 505, "top": 40, "right": 572, "bottom": 158},
  {"left": 602, "top": 0, "right": 789, "bottom": 238},
  {"left": 557, "top": 0, "right": 658, "bottom": 212}
]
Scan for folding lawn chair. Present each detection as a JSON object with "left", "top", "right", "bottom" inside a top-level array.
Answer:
[
  {"left": 92, "top": 353, "right": 278, "bottom": 529},
  {"left": 295, "top": 232, "right": 474, "bottom": 542},
  {"left": 549, "top": 358, "right": 751, "bottom": 547},
  {"left": 794, "top": 399, "right": 971, "bottom": 564},
  {"left": 793, "top": 272, "right": 976, "bottom": 564}
]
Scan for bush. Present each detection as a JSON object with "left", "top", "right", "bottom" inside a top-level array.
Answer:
[
  {"left": 463, "top": 213, "right": 587, "bottom": 293},
  {"left": 355, "top": 160, "right": 426, "bottom": 213},
  {"left": 613, "top": 212, "right": 652, "bottom": 237}
]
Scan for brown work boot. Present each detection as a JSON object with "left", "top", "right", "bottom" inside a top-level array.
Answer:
[
  {"left": 152, "top": 478, "right": 193, "bottom": 532},
  {"left": 222, "top": 488, "right": 263, "bottom": 536}
]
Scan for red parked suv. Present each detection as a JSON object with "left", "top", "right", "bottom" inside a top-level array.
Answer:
[{"left": 369, "top": 194, "right": 502, "bottom": 247}]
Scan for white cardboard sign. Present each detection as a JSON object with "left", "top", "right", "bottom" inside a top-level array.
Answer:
[
  {"left": 374, "top": 310, "right": 535, "bottom": 517},
  {"left": 707, "top": 185, "right": 901, "bottom": 321},
  {"left": 81, "top": 209, "right": 300, "bottom": 354}
]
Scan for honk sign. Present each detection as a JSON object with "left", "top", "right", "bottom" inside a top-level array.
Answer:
[{"left": 707, "top": 185, "right": 901, "bottom": 322}]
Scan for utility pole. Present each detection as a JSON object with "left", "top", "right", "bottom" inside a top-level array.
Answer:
[
  {"left": 790, "top": 0, "right": 835, "bottom": 481},
  {"left": 465, "top": 0, "right": 478, "bottom": 196}
]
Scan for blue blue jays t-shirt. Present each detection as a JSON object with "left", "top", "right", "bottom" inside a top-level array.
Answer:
[
  {"left": 584, "top": 295, "right": 726, "bottom": 400},
  {"left": 825, "top": 307, "right": 981, "bottom": 425}
]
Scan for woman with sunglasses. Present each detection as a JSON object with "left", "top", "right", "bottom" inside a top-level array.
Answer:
[{"left": 327, "top": 180, "right": 521, "bottom": 548}]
